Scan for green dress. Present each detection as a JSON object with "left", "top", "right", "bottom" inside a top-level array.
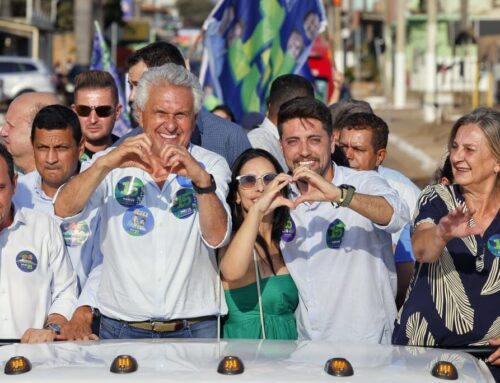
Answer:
[{"left": 223, "top": 274, "right": 299, "bottom": 340}]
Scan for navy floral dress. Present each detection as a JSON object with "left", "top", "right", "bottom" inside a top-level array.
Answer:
[{"left": 393, "top": 184, "right": 500, "bottom": 346}]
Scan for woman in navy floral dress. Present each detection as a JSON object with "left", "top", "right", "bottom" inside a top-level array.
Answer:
[{"left": 393, "top": 108, "right": 500, "bottom": 364}]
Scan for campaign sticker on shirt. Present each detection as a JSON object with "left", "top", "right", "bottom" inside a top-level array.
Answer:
[
  {"left": 171, "top": 188, "right": 198, "bottom": 219},
  {"left": 122, "top": 205, "right": 154, "bottom": 236},
  {"left": 281, "top": 217, "right": 296, "bottom": 242},
  {"left": 114, "top": 176, "right": 145, "bottom": 207},
  {"left": 61, "top": 221, "right": 90, "bottom": 247},
  {"left": 326, "top": 219, "right": 346, "bottom": 249},
  {"left": 16, "top": 251, "right": 38, "bottom": 273},
  {"left": 487, "top": 234, "right": 500, "bottom": 257}
]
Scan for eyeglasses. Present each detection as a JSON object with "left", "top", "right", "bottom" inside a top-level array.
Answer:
[
  {"left": 236, "top": 173, "right": 277, "bottom": 189},
  {"left": 75, "top": 105, "right": 115, "bottom": 118}
]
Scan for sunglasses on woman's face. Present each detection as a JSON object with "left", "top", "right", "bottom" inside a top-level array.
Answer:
[
  {"left": 75, "top": 105, "right": 115, "bottom": 117},
  {"left": 236, "top": 172, "right": 277, "bottom": 189}
]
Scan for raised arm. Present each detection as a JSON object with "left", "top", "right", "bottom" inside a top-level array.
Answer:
[
  {"left": 159, "top": 144, "right": 233, "bottom": 246},
  {"left": 292, "top": 166, "right": 394, "bottom": 226},
  {"left": 220, "top": 174, "right": 292, "bottom": 281},
  {"left": 54, "top": 134, "right": 153, "bottom": 217},
  {"left": 413, "top": 204, "right": 480, "bottom": 263}
]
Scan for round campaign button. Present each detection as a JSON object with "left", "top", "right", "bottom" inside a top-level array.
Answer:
[
  {"left": 114, "top": 176, "right": 145, "bottom": 207},
  {"left": 61, "top": 221, "right": 90, "bottom": 247},
  {"left": 281, "top": 217, "right": 296, "bottom": 242},
  {"left": 171, "top": 188, "right": 198, "bottom": 219},
  {"left": 16, "top": 251, "right": 38, "bottom": 273},
  {"left": 487, "top": 234, "right": 500, "bottom": 257},
  {"left": 122, "top": 205, "right": 154, "bottom": 236},
  {"left": 326, "top": 219, "right": 346, "bottom": 249}
]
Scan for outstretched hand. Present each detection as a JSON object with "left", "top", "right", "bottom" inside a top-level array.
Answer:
[
  {"left": 436, "top": 202, "right": 481, "bottom": 243},
  {"left": 292, "top": 166, "right": 339, "bottom": 206},
  {"left": 251, "top": 173, "right": 295, "bottom": 216}
]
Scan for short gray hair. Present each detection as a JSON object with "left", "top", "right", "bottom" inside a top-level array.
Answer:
[{"left": 134, "top": 63, "right": 203, "bottom": 114}]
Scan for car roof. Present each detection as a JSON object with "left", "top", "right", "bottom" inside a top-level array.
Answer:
[
  {"left": 0, "top": 339, "right": 494, "bottom": 382},
  {"left": 0, "top": 56, "right": 44, "bottom": 63}
]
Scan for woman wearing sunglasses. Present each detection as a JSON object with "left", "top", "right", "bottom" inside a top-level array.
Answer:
[{"left": 219, "top": 148, "right": 298, "bottom": 339}]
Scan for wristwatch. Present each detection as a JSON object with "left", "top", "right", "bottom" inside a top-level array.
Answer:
[
  {"left": 337, "top": 184, "right": 356, "bottom": 207},
  {"left": 44, "top": 322, "right": 62, "bottom": 335},
  {"left": 192, "top": 174, "right": 217, "bottom": 194}
]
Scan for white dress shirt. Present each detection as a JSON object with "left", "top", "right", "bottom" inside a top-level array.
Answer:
[
  {"left": 60, "top": 144, "right": 231, "bottom": 321},
  {"left": 378, "top": 165, "right": 421, "bottom": 244},
  {"left": 0, "top": 207, "right": 77, "bottom": 338},
  {"left": 13, "top": 171, "right": 102, "bottom": 291},
  {"left": 281, "top": 164, "right": 409, "bottom": 343}
]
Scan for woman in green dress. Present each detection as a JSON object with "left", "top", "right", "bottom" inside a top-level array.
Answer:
[{"left": 220, "top": 148, "right": 299, "bottom": 339}]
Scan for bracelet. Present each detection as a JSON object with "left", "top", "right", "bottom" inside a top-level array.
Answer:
[{"left": 337, "top": 186, "right": 346, "bottom": 205}]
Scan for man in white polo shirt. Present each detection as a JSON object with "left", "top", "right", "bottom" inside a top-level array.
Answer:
[
  {"left": 54, "top": 63, "right": 230, "bottom": 339},
  {"left": 337, "top": 112, "right": 420, "bottom": 308},
  {"left": 278, "top": 97, "right": 409, "bottom": 343},
  {"left": 0, "top": 143, "right": 77, "bottom": 342},
  {"left": 13, "top": 105, "right": 102, "bottom": 294}
]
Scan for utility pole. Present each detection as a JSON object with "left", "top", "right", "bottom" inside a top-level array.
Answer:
[
  {"left": 394, "top": 0, "right": 406, "bottom": 108},
  {"left": 333, "top": 0, "right": 344, "bottom": 73},
  {"left": 383, "top": 0, "right": 393, "bottom": 103},
  {"left": 423, "top": 0, "right": 437, "bottom": 123},
  {"left": 74, "top": 0, "right": 93, "bottom": 65}
]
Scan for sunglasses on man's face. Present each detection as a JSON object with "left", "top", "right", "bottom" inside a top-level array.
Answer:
[
  {"left": 236, "top": 173, "right": 277, "bottom": 189},
  {"left": 75, "top": 105, "right": 115, "bottom": 118}
]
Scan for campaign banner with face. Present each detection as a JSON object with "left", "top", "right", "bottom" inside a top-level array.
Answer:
[{"left": 200, "top": 0, "right": 326, "bottom": 120}]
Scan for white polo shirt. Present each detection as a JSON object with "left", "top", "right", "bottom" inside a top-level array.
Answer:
[
  {"left": 0, "top": 206, "right": 77, "bottom": 338},
  {"left": 13, "top": 171, "right": 102, "bottom": 292},
  {"left": 281, "top": 163, "right": 409, "bottom": 344},
  {"left": 62, "top": 144, "right": 231, "bottom": 321}
]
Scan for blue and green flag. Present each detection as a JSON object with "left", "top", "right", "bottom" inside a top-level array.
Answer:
[
  {"left": 200, "top": 0, "right": 326, "bottom": 121},
  {"left": 90, "top": 22, "right": 131, "bottom": 136}
]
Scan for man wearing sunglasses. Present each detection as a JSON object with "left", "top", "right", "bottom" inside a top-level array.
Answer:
[
  {"left": 54, "top": 64, "right": 230, "bottom": 340},
  {"left": 71, "top": 70, "right": 121, "bottom": 161},
  {"left": 277, "top": 97, "right": 409, "bottom": 344}
]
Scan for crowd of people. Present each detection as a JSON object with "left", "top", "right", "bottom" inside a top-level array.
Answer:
[{"left": 0, "top": 40, "right": 499, "bottom": 376}]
